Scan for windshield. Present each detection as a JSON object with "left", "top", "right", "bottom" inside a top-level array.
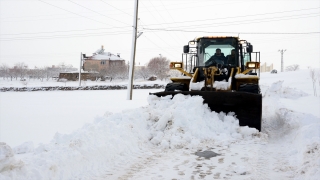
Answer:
[
  {"left": 204, "top": 44, "right": 235, "bottom": 65},
  {"left": 197, "top": 38, "right": 238, "bottom": 66}
]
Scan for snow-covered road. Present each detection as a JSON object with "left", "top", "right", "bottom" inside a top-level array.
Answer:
[{"left": 0, "top": 70, "right": 319, "bottom": 179}]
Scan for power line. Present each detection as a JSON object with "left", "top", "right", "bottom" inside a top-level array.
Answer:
[
  {"left": 138, "top": 1, "right": 181, "bottom": 55},
  {"left": 0, "top": 30, "right": 132, "bottom": 41},
  {"left": 159, "top": 0, "right": 189, "bottom": 40},
  {"left": 38, "top": 0, "right": 121, "bottom": 27},
  {"left": 99, "top": 0, "right": 132, "bottom": 17},
  {"left": 142, "top": 34, "right": 176, "bottom": 60},
  {"left": 143, "top": 13, "right": 320, "bottom": 30},
  {"left": 147, "top": 1, "right": 185, "bottom": 43},
  {"left": 2, "top": 5, "right": 318, "bottom": 38},
  {"left": 142, "top": 7, "right": 320, "bottom": 27},
  {"left": 68, "top": 0, "right": 130, "bottom": 26},
  {"left": 142, "top": 28, "right": 320, "bottom": 35},
  {"left": 0, "top": 26, "right": 131, "bottom": 36}
]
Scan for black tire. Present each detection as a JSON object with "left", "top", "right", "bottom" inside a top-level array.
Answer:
[
  {"left": 238, "top": 83, "right": 260, "bottom": 94},
  {"left": 165, "top": 83, "right": 189, "bottom": 92}
]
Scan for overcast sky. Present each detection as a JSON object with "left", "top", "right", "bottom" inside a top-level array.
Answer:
[{"left": 0, "top": 0, "right": 319, "bottom": 70}]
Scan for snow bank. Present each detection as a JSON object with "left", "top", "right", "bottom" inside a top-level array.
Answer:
[
  {"left": 262, "top": 80, "right": 320, "bottom": 179},
  {"left": 0, "top": 94, "right": 260, "bottom": 179},
  {"left": 147, "top": 94, "right": 260, "bottom": 150}
]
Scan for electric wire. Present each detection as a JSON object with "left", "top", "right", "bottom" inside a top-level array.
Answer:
[
  {"left": 141, "top": 34, "right": 177, "bottom": 60},
  {"left": 147, "top": 1, "right": 184, "bottom": 44},
  {"left": 142, "top": 7, "right": 320, "bottom": 27},
  {"left": 0, "top": 26, "right": 131, "bottom": 36},
  {"left": 143, "top": 13, "right": 320, "bottom": 30},
  {"left": 38, "top": 0, "right": 125, "bottom": 27},
  {"left": 68, "top": 0, "right": 130, "bottom": 26},
  {"left": 0, "top": 30, "right": 132, "bottom": 41},
  {"left": 99, "top": 0, "right": 132, "bottom": 17},
  {"left": 142, "top": 29, "right": 320, "bottom": 35}
]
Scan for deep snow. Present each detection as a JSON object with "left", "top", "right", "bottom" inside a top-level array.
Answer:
[{"left": 0, "top": 69, "right": 319, "bottom": 179}]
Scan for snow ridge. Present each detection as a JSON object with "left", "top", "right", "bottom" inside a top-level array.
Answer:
[{"left": 0, "top": 94, "right": 260, "bottom": 179}]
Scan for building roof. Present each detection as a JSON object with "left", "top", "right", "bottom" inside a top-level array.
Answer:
[{"left": 90, "top": 46, "right": 124, "bottom": 61}]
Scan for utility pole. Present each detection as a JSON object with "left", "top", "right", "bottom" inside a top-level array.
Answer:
[
  {"left": 278, "top": 49, "right": 286, "bottom": 72},
  {"left": 127, "top": 0, "right": 139, "bottom": 100}
]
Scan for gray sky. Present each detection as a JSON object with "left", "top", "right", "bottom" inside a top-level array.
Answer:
[{"left": 0, "top": 0, "right": 319, "bottom": 70}]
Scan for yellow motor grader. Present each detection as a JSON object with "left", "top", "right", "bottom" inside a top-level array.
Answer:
[{"left": 151, "top": 36, "right": 262, "bottom": 131}]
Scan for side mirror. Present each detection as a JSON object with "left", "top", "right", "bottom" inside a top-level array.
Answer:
[
  {"left": 183, "top": 45, "right": 189, "bottom": 53},
  {"left": 246, "top": 44, "right": 253, "bottom": 53}
]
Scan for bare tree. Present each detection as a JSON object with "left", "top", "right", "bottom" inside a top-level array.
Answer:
[
  {"left": 136, "top": 66, "right": 151, "bottom": 80},
  {"left": 58, "top": 62, "right": 74, "bottom": 72},
  {"left": 44, "top": 66, "right": 56, "bottom": 81},
  {"left": 147, "top": 56, "right": 170, "bottom": 81},
  {"left": 286, "top": 64, "right": 300, "bottom": 71},
  {"left": 10, "top": 66, "right": 20, "bottom": 80},
  {"left": 37, "top": 67, "right": 47, "bottom": 82},
  {"left": 168, "top": 68, "right": 183, "bottom": 78},
  {"left": 309, "top": 68, "right": 317, "bottom": 96},
  {"left": 116, "top": 63, "right": 128, "bottom": 80},
  {"left": 14, "top": 62, "right": 28, "bottom": 80},
  {"left": 318, "top": 71, "right": 320, "bottom": 88},
  {"left": 0, "top": 64, "right": 10, "bottom": 79},
  {"left": 104, "top": 61, "right": 128, "bottom": 82}
]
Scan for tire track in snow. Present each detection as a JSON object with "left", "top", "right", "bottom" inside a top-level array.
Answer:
[
  {"left": 249, "top": 94, "right": 298, "bottom": 180},
  {"left": 96, "top": 140, "right": 271, "bottom": 180}
]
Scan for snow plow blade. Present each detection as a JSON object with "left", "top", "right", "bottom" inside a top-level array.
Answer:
[{"left": 150, "top": 91, "right": 262, "bottom": 131}]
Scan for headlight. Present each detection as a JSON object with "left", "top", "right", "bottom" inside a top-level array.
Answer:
[
  {"left": 170, "top": 62, "right": 183, "bottom": 69},
  {"left": 246, "top": 62, "right": 260, "bottom": 69}
]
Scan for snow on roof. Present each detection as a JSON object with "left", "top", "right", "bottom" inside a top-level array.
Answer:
[
  {"left": 91, "top": 46, "right": 124, "bottom": 61},
  {"left": 61, "top": 71, "right": 98, "bottom": 74}
]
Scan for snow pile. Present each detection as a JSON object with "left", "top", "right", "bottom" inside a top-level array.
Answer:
[
  {"left": 212, "top": 78, "right": 232, "bottom": 90},
  {"left": 264, "top": 80, "right": 308, "bottom": 99},
  {"left": 12, "top": 142, "right": 34, "bottom": 154},
  {"left": 0, "top": 94, "right": 260, "bottom": 179},
  {"left": 262, "top": 80, "right": 320, "bottom": 179},
  {"left": 189, "top": 78, "right": 204, "bottom": 90},
  {"left": 0, "top": 107, "right": 151, "bottom": 179},
  {"left": 235, "top": 74, "right": 260, "bottom": 79},
  {"left": 189, "top": 78, "right": 231, "bottom": 90},
  {"left": 0, "top": 143, "right": 24, "bottom": 172},
  {"left": 147, "top": 94, "right": 260, "bottom": 150}
]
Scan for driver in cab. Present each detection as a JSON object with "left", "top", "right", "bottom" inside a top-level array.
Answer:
[{"left": 205, "top": 48, "right": 226, "bottom": 66}]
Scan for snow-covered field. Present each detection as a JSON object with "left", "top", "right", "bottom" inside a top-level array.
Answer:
[{"left": 0, "top": 69, "right": 319, "bottom": 180}]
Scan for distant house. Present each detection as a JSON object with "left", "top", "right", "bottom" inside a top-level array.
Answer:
[
  {"left": 260, "top": 63, "right": 273, "bottom": 73},
  {"left": 134, "top": 62, "right": 145, "bottom": 71},
  {"left": 83, "top": 46, "right": 126, "bottom": 72}
]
